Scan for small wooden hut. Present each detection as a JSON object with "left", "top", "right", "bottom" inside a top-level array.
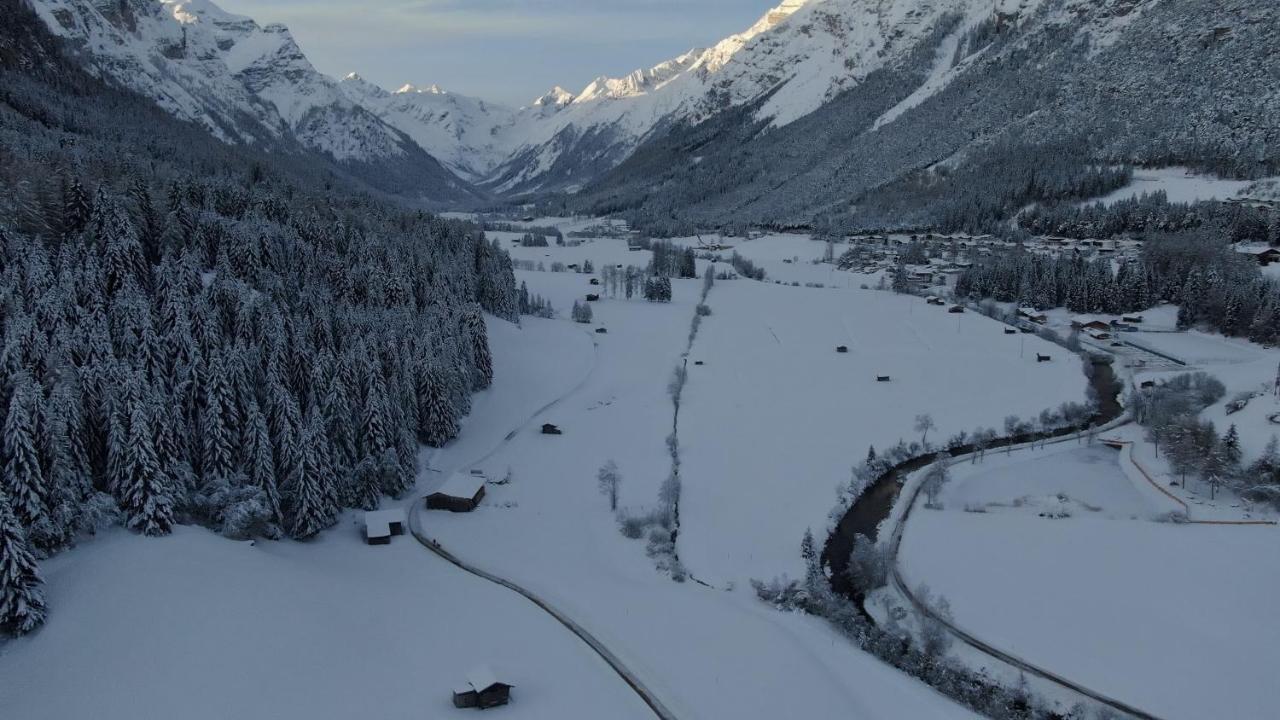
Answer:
[
  {"left": 363, "top": 508, "right": 405, "bottom": 545},
  {"left": 425, "top": 473, "right": 486, "bottom": 513},
  {"left": 452, "top": 665, "right": 513, "bottom": 709},
  {"left": 541, "top": 423, "right": 563, "bottom": 435}
]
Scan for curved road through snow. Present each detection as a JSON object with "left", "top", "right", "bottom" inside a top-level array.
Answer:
[
  {"left": 887, "top": 418, "right": 1167, "bottom": 720},
  {"left": 404, "top": 332, "right": 680, "bottom": 720}
]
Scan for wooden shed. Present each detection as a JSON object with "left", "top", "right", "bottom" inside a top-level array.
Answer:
[
  {"left": 425, "top": 473, "right": 486, "bottom": 513},
  {"left": 836, "top": 345, "right": 849, "bottom": 353},
  {"left": 363, "top": 508, "right": 405, "bottom": 545},
  {"left": 452, "top": 665, "right": 513, "bottom": 709},
  {"left": 541, "top": 423, "right": 563, "bottom": 435}
]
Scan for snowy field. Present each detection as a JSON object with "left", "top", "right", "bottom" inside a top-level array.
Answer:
[
  {"left": 898, "top": 443, "right": 1280, "bottom": 720},
  {"left": 678, "top": 280, "right": 1087, "bottom": 584},
  {"left": 0, "top": 318, "right": 650, "bottom": 720},
  {"left": 1, "top": 233, "right": 978, "bottom": 720},
  {"left": 1092, "top": 167, "right": 1271, "bottom": 206}
]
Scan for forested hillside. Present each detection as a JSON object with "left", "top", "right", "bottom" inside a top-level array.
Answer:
[
  {"left": 0, "top": 0, "right": 517, "bottom": 636},
  {"left": 574, "top": 0, "right": 1279, "bottom": 235}
]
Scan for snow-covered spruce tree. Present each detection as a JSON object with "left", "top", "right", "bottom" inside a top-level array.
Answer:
[
  {"left": 0, "top": 490, "right": 45, "bottom": 636},
  {"left": 287, "top": 411, "right": 338, "bottom": 540},
  {"left": 119, "top": 382, "right": 174, "bottom": 536},
  {"left": 3, "top": 372, "right": 47, "bottom": 545},
  {"left": 463, "top": 308, "right": 494, "bottom": 390},
  {"left": 416, "top": 365, "right": 459, "bottom": 448}
]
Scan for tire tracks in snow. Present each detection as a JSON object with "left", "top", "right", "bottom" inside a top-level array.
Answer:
[{"left": 407, "top": 330, "right": 680, "bottom": 720}]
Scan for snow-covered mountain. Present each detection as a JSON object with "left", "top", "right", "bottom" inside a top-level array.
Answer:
[
  {"left": 337, "top": 74, "right": 526, "bottom": 183},
  {"left": 28, "top": 0, "right": 478, "bottom": 202},
  {"left": 344, "top": 0, "right": 1013, "bottom": 195}
]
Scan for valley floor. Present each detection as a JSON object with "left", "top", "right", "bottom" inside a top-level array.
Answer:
[{"left": 8, "top": 229, "right": 1277, "bottom": 720}]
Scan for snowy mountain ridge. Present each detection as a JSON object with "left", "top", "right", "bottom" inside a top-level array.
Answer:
[
  {"left": 353, "top": 0, "right": 1028, "bottom": 194},
  {"left": 26, "top": 0, "right": 481, "bottom": 203}
]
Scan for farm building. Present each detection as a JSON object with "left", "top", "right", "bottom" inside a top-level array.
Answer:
[
  {"left": 1233, "top": 243, "right": 1280, "bottom": 266},
  {"left": 452, "top": 666, "right": 513, "bottom": 709},
  {"left": 363, "top": 508, "right": 406, "bottom": 545},
  {"left": 425, "top": 473, "right": 487, "bottom": 513},
  {"left": 1017, "top": 307, "right": 1048, "bottom": 324},
  {"left": 1070, "top": 315, "right": 1111, "bottom": 333},
  {"left": 541, "top": 423, "right": 563, "bottom": 435}
]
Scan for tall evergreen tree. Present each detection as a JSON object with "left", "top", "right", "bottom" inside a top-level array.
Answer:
[{"left": 0, "top": 491, "right": 46, "bottom": 636}]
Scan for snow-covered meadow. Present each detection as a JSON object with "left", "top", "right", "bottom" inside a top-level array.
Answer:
[
  {"left": 678, "top": 279, "right": 1086, "bottom": 584},
  {"left": 896, "top": 441, "right": 1280, "bottom": 720}
]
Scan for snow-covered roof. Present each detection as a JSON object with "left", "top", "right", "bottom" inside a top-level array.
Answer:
[
  {"left": 1234, "top": 243, "right": 1278, "bottom": 255},
  {"left": 363, "top": 508, "right": 404, "bottom": 538},
  {"left": 1019, "top": 307, "right": 1045, "bottom": 317},
  {"left": 431, "top": 472, "right": 486, "bottom": 499},
  {"left": 466, "top": 664, "right": 510, "bottom": 692},
  {"left": 1071, "top": 314, "right": 1109, "bottom": 326}
]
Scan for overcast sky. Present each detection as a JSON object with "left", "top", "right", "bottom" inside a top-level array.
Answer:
[{"left": 216, "top": 0, "right": 776, "bottom": 106}]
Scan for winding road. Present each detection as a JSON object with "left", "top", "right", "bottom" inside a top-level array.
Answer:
[
  {"left": 884, "top": 417, "right": 1168, "bottom": 720},
  {"left": 405, "top": 331, "right": 680, "bottom": 720}
]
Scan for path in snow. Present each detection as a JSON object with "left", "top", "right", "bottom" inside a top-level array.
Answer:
[{"left": 407, "top": 330, "right": 680, "bottom": 720}]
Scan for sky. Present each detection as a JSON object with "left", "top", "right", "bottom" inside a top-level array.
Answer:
[{"left": 215, "top": 0, "right": 778, "bottom": 107}]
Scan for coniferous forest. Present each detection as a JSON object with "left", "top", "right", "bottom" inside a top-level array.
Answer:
[{"left": 0, "top": 0, "right": 517, "bottom": 635}]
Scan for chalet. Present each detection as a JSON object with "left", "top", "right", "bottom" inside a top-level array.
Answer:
[
  {"left": 1070, "top": 315, "right": 1111, "bottom": 333},
  {"left": 911, "top": 270, "right": 934, "bottom": 283},
  {"left": 1085, "top": 328, "right": 1111, "bottom": 341},
  {"left": 1018, "top": 308, "right": 1048, "bottom": 324},
  {"left": 363, "top": 508, "right": 406, "bottom": 545},
  {"left": 452, "top": 665, "right": 513, "bottom": 709},
  {"left": 541, "top": 423, "right": 563, "bottom": 435},
  {"left": 425, "top": 473, "right": 486, "bottom": 513},
  {"left": 1233, "top": 243, "right": 1280, "bottom": 266}
]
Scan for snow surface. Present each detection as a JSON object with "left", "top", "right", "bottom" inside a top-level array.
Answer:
[
  {"left": 899, "top": 443, "right": 1280, "bottom": 720},
  {"left": 678, "top": 279, "right": 1087, "bottom": 585},
  {"left": 0, "top": 317, "right": 654, "bottom": 720},
  {"left": 1092, "top": 167, "right": 1264, "bottom": 206}
]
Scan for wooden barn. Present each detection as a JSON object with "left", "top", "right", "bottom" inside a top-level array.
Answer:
[
  {"left": 452, "top": 665, "right": 513, "bottom": 709},
  {"left": 425, "top": 473, "right": 486, "bottom": 513},
  {"left": 836, "top": 345, "right": 849, "bottom": 353},
  {"left": 541, "top": 423, "right": 563, "bottom": 435},
  {"left": 363, "top": 508, "right": 405, "bottom": 545}
]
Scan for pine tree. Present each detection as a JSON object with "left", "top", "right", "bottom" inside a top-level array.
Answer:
[
  {"left": 0, "top": 491, "right": 46, "bottom": 636},
  {"left": 3, "top": 374, "right": 46, "bottom": 539},
  {"left": 417, "top": 366, "right": 458, "bottom": 447},
  {"left": 464, "top": 309, "right": 494, "bottom": 390},
  {"left": 287, "top": 411, "right": 337, "bottom": 539},
  {"left": 201, "top": 351, "right": 238, "bottom": 483},
  {"left": 119, "top": 388, "right": 174, "bottom": 536}
]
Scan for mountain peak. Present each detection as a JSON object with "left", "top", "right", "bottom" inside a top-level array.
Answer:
[
  {"left": 532, "top": 85, "right": 575, "bottom": 108},
  {"left": 396, "top": 83, "right": 446, "bottom": 95}
]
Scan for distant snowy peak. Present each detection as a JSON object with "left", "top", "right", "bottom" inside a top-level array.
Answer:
[
  {"left": 532, "top": 86, "right": 575, "bottom": 110},
  {"left": 338, "top": 75, "right": 522, "bottom": 182}
]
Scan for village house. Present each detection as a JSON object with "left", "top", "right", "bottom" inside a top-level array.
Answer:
[
  {"left": 1070, "top": 315, "right": 1112, "bottom": 333},
  {"left": 1018, "top": 307, "right": 1048, "bottom": 324},
  {"left": 1233, "top": 243, "right": 1280, "bottom": 266}
]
